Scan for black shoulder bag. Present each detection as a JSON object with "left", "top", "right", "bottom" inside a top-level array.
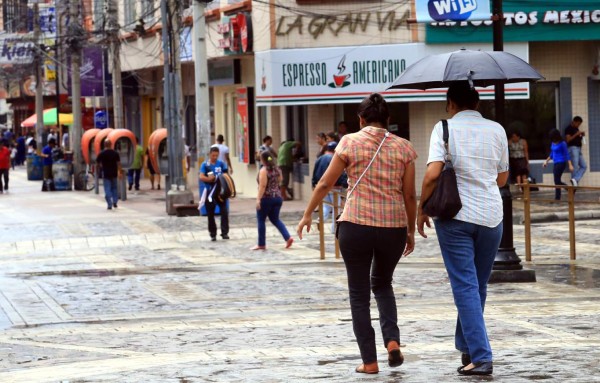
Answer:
[{"left": 422, "top": 120, "right": 462, "bottom": 220}]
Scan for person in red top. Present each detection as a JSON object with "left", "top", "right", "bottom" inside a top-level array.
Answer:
[{"left": 0, "top": 140, "right": 11, "bottom": 193}]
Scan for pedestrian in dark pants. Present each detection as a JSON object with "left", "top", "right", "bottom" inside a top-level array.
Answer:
[
  {"left": 128, "top": 138, "right": 144, "bottom": 191},
  {"left": 199, "top": 147, "right": 229, "bottom": 241},
  {"left": 252, "top": 151, "right": 293, "bottom": 250},
  {"left": 41, "top": 138, "right": 56, "bottom": 186},
  {"left": 298, "top": 93, "right": 417, "bottom": 375},
  {"left": 96, "top": 140, "right": 122, "bottom": 210},
  {"left": 543, "top": 129, "right": 573, "bottom": 201},
  {"left": 0, "top": 140, "right": 10, "bottom": 193}
]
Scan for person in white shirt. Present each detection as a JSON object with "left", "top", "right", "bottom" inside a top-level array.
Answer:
[
  {"left": 47, "top": 129, "right": 58, "bottom": 145},
  {"left": 417, "top": 82, "right": 509, "bottom": 376},
  {"left": 211, "top": 134, "right": 233, "bottom": 174}
]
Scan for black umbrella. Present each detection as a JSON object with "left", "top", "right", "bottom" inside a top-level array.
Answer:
[{"left": 388, "top": 48, "right": 544, "bottom": 90}]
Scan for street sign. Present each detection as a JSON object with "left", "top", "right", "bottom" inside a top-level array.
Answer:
[{"left": 94, "top": 110, "right": 108, "bottom": 129}]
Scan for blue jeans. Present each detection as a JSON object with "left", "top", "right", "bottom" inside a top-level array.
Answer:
[
  {"left": 103, "top": 177, "right": 119, "bottom": 208},
  {"left": 434, "top": 219, "right": 503, "bottom": 364},
  {"left": 256, "top": 197, "right": 290, "bottom": 246},
  {"left": 568, "top": 146, "right": 586, "bottom": 183},
  {"left": 553, "top": 161, "right": 567, "bottom": 200},
  {"left": 338, "top": 222, "right": 407, "bottom": 364},
  {"left": 127, "top": 168, "right": 141, "bottom": 190}
]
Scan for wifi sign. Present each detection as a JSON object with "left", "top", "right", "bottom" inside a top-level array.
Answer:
[{"left": 428, "top": 0, "right": 478, "bottom": 21}]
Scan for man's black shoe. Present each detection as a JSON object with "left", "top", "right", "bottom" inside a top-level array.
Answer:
[
  {"left": 457, "top": 361, "right": 493, "bottom": 376},
  {"left": 461, "top": 353, "right": 471, "bottom": 366},
  {"left": 128, "top": 184, "right": 132, "bottom": 191},
  {"left": 211, "top": 237, "right": 217, "bottom": 242},
  {"left": 113, "top": 203, "right": 118, "bottom": 208},
  {"left": 222, "top": 235, "right": 230, "bottom": 240}
]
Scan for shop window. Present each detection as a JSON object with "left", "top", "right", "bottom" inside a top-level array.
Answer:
[
  {"left": 285, "top": 105, "right": 308, "bottom": 163},
  {"left": 142, "top": 0, "right": 156, "bottom": 23},
  {"left": 479, "top": 82, "right": 558, "bottom": 160},
  {"left": 335, "top": 102, "right": 409, "bottom": 139},
  {"left": 94, "top": 0, "right": 106, "bottom": 31}
]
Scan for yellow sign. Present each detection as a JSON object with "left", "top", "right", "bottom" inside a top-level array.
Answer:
[{"left": 44, "top": 58, "right": 56, "bottom": 82}]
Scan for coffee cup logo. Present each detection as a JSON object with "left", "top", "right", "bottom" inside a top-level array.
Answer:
[{"left": 328, "top": 55, "right": 351, "bottom": 88}]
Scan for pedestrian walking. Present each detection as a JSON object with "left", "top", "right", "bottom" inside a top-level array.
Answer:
[
  {"left": 508, "top": 131, "right": 529, "bottom": 187},
  {"left": 417, "top": 82, "right": 509, "bottom": 376},
  {"left": 564, "top": 116, "right": 586, "bottom": 186},
  {"left": 199, "top": 146, "right": 229, "bottom": 241},
  {"left": 145, "top": 148, "right": 160, "bottom": 190},
  {"left": 297, "top": 93, "right": 417, "bottom": 375},
  {"left": 96, "top": 140, "right": 122, "bottom": 210},
  {"left": 543, "top": 129, "right": 573, "bottom": 201},
  {"left": 277, "top": 138, "right": 297, "bottom": 200},
  {"left": 41, "top": 138, "right": 56, "bottom": 187},
  {"left": 252, "top": 151, "right": 294, "bottom": 250},
  {"left": 0, "top": 140, "right": 10, "bottom": 193},
  {"left": 128, "top": 138, "right": 144, "bottom": 191},
  {"left": 315, "top": 132, "right": 327, "bottom": 158},
  {"left": 16, "top": 133, "right": 26, "bottom": 165},
  {"left": 10, "top": 143, "right": 17, "bottom": 170},
  {"left": 26, "top": 133, "right": 37, "bottom": 154},
  {"left": 211, "top": 134, "right": 233, "bottom": 175},
  {"left": 311, "top": 141, "right": 347, "bottom": 233}
]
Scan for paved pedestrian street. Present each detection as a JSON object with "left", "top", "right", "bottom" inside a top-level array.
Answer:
[{"left": 0, "top": 168, "right": 600, "bottom": 382}]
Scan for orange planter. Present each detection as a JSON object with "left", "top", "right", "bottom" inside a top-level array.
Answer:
[
  {"left": 93, "top": 128, "right": 114, "bottom": 158},
  {"left": 148, "top": 128, "right": 167, "bottom": 175}
]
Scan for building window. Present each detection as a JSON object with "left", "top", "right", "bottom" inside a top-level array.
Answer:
[
  {"left": 94, "top": 0, "right": 106, "bottom": 31},
  {"left": 480, "top": 82, "right": 559, "bottom": 160},
  {"left": 123, "top": 0, "right": 136, "bottom": 28},
  {"left": 141, "top": 0, "right": 156, "bottom": 23},
  {"left": 2, "top": 0, "right": 27, "bottom": 33}
]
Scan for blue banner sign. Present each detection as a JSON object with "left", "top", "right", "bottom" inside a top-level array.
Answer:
[
  {"left": 95, "top": 110, "right": 108, "bottom": 129},
  {"left": 415, "top": 0, "right": 491, "bottom": 23}
]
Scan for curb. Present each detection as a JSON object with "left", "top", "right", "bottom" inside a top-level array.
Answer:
[{"left": 513, "top": 210, "right": 600, "bottom": 224}]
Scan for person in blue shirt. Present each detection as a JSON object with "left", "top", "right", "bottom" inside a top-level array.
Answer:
[
  {"left": 41, "top": 138, "right": 56, "bottom": 182},
  {"left": 311, "top": 141, "right": 348, "bottom": 233},
  {"left": 200, "top": 146, "right": 229, "bottom": 241},
  {"left": 543, "top": 129, "right": 573, "bottom": 201}
]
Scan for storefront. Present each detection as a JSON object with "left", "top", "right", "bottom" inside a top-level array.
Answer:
[
  {"left": 426, "top": 0, "right": 600, "bottom": 186},
  {"left": 254, "top": 42, "right": 530, "bottom": 199}
]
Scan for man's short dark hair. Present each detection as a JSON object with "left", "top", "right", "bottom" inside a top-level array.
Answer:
[
  {"left": 447, "top": 82, "right": 480, "bottom": 110},
  {"left": 48, "top": 138, "right": 56, "bottom": 145},
  {"left": 262, "top": 135, "right": 272, "bottom": 143},
  {"left": 210, "top": 146, "right": 219, "bottom": 154},
  {"left": 573, "top": 116, "right": 583, "bottom": 123},
  {"left": 217, "top": 134, "right": 224, "bottom": 143}
]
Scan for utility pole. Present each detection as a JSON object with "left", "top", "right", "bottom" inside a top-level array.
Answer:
[
  {"left": 193, "top": 0, "right": 211, "bottom": 165},
  {"left": 33, "top": 1, "right": 44, "bottom": 150},
  {"left": 107, "top": 0, "right": 124, "bottom": 131},
  {"left": 162, "top": 0, "right": 192, "bottom": 214},
  {"left": 68, "top": 0, "right": 84, "bottom": 190}
]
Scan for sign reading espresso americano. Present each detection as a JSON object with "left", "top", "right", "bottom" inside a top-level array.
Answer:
[{"left": 256, "top": 43, "right": 531, "bottom": 106}]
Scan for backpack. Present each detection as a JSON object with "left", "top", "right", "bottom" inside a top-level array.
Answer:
[{"left": 216, "top": 173, "right": 236, "bottom": 202}]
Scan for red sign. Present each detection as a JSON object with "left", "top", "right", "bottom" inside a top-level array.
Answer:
[
  {"left": 229, "top": 17, "right": 240, "bottom": 53},
  {"left": 236, "top": 88, "right": 250, "bottom": 164},
  {"left": 237, "top": 13, "right": 253, "bottom": 53}
]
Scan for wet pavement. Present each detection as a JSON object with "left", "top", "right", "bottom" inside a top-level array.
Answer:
[{"left": 0, "top": 167, "right": 600, "bottom": 382}]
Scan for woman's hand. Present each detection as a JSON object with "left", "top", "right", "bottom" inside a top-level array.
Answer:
[
  {"left": 256, "top": 199, "right": 261, "bottom": 210},
  {"left": 417, "top": 212, "right": 431, "bottom": 238},
  {"left": 403, "top": 232, "right": 415, "bottom": 257},
  {"left": 542, "top": 160, "right": 548, "bottom": 168},
  {"left": 296, "top": 214, "right": 312, "bottom": 240}
]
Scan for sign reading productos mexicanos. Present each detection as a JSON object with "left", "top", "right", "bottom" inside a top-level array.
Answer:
[{"left": 255, "top": 43, "right": 530, "bottom": 106}]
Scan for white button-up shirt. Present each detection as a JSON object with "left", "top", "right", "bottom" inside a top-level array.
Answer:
[{"left": 427, "top": 110, "right": 509, "bottom": 228}]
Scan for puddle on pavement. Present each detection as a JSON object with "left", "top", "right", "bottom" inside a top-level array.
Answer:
[
  {"left": 14, "top": 266, "right": 203, "bottom": 278},
  {"left": 534, "top": 264, "right": 600, "bottom": 289}
]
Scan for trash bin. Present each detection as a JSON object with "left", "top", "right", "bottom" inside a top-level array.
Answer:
[
  {"left": 52, "top": 160, "right": 72, "bottom": 191},
  {"left": 26, "top": 155, "right": 43, "bottom": 181}
]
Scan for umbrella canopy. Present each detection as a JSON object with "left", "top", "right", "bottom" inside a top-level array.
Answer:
[
  {"left": 389, "top": 49, "right": 544, "bottom": 90},
  {"left": 21, "top": 108, "right": 74, "bottom": 128}
]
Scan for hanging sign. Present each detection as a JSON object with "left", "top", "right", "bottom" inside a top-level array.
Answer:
[{"left": 415, "top": 0, "right": 491, "bottom": 23}]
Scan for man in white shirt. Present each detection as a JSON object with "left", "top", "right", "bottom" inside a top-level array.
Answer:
[{"left": 211, "top": 134, "right": 233, "bottom": 174}]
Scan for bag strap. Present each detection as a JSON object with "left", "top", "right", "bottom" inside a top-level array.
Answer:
[
  {"left": 441, "top": 119, "right": 452, "bottom": 163},
  {"left": 346, "top": 131, "right": 390, "bottom": 200}
]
